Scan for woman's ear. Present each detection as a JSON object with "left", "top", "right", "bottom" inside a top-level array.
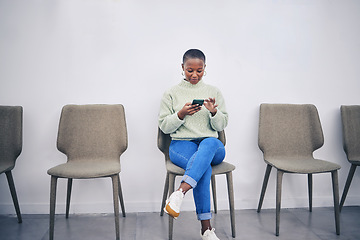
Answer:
[{"left": 181, "top": 63, "right": 184, "bottom": 70}]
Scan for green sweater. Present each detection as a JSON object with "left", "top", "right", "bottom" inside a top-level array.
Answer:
[{"left": 159, "top": 79, "right": 228, "bottom": 140}]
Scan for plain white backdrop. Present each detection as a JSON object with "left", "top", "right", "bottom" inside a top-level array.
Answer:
[{"left": 0, "top": 0, "right": 359, "bottom": 214}]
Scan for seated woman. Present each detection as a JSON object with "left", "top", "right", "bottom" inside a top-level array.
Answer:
[{"left": 159, "top": 49, "right": 228, "bottom": 240}]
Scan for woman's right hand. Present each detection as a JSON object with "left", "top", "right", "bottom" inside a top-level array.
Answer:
[{"left": 177, "top": 102, "right": 202, "bottom": 120}]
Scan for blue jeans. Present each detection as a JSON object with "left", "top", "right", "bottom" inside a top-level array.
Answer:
[{"left": 169, "top": 137, "right": 225, "bottom": 220}]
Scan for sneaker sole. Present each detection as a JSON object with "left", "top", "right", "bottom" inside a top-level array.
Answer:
[{"left": 164, "top": 200, "right": 179, "bottom": 219}]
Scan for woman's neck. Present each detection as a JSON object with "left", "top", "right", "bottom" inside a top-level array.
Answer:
[{"left": 181, "top": 79, "right": 204, "bottom": 88}]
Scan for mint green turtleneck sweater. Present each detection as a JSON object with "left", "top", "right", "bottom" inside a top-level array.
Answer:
[{"left": 159, "top": 79, "right": 228, "bottom": 140}]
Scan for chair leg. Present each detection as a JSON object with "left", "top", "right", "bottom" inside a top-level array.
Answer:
[
  {"left": 276, "top": 170, "right": 284, "bottom": 236},
  {"left": 49, "top": 176, "right": 58, "bottom": 240},
  {"left": 226, "top": 172, "right": 236, "bottom": 238},
  {"left": 118, "top": 175, "right": 126, "bottom": 217},
  {"left": 308, "top": 174, "right": 313, "bottom": 212},
  {"left": 5, "top": 171, "right": 22, "bottom": 223},
  {"left": 168, "top": 173, "right": 176, "bottom": 240},
  {"left": 331, "top": 170, "right": 340, "bottom": 235},
  {"left": 111, "top": 175, "right": 120, "bottom": 240},
  {"left": 257, "top": 164, "right": 272, "bottom": 212},
  {"left": 211, "top": 175, "right": 217, "bottom": 214},
  {"left": 161, "top": 172, "right": 170, "bottom": 216},
  {"left": 66, "top": 178, "right": 72, "bottom": 218},
  {"left": 340, "top": 164, "right": 357, "bottom": 212}
]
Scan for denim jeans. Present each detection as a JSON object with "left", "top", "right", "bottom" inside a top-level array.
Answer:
[{"left": 169, "top": 137, "right": 225, "bottom": 221}]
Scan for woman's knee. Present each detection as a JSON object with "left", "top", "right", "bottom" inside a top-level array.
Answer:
[
  {"left": 200, "top": 137, "right": 223, "bottom": 149},
  {"left": 200, "top": 138, "right": 225, "bottom": 165}
]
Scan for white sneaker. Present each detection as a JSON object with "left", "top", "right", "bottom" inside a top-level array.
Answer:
[
  {"left": 201, "top": 228, "right": 220, "bottom": 240},
  {"left": 164, "top": 189, "right": 184, "bottom": 219}
]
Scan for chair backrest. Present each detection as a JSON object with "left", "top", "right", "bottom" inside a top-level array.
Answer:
[
  {"left": 157, "top": 128, "right": 226, "bottom": 161},
  {"left": 258, "top": 104, "right": 324, "bottom": 160},
  {"left": 57, "top": 104, "right": 128, "bottom": 161},
  {"left": 0, "top": 106, "right": 22, "bottom": 171},
  {"left": 341, "top": 105, "right": 360, "bottom": 162}
]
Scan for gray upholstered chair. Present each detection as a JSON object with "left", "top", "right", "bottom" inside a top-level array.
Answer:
[
  {"left": 158, "top": 128, "right": 235, "bottom": 240},
  {"left": 339, "top": 105, "right": 360, "bottom": 211},
  {"left": 47, "top": 104, "right": 127, "bottom": 240},
  {"left": 0, "top": 106, "right": 23, "bottom": 223},
  {"left": 256, "top": 103, "right": 341, "bottom": 236}
]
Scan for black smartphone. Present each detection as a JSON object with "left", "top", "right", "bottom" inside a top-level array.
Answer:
[{"left": 192, "top": 99, "right": 204, "bottom": 106}]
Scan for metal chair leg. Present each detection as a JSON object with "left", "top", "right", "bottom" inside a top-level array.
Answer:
[
  {"left": 118, "top": 175, "right": 126, "bottom": 217},
  {"left": 340, "top": 164, "right": 357, "bottom": 212},
  {"left": 112, "top": 175, "right": 120, "bottom": 240},
  {"left": 161, "top": 172, "right": 170, "bottom": 216},
  {"left": 66, "top": 178, "right": 72, "bottom": 218},
  {"left": 331, "top": 170, "right": 340, "bottom": 235},
  {"left": 276, "top": 170, "right": 284, "bottom": 236},
  {"left": 308, "top": 174, "right": 313, "bottom": 212},
  {"left": 257, "top": 164, "right": 272, "bottom": 212},
  {"left": 49, "top": 176, "right": 58, "bottom": 240},
  {"left": 211, "top": 175, "right": 217, "bottom": 214},
  {"left": 226, "top": 172, "right": 236, "bottom": 238},
  {"left": 5, "top": 171, "right": 22, "bottom": 223},
  {"left": 168, "top": 173, "right": 176, "bottom": 240}
]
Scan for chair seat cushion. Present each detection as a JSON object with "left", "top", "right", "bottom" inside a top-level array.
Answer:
[
  {"left": 212, "top": 162, "right": 236, "bottom": 174},
  {"left": 349, "top": 159, "right": 360, "bottom": 165},
  {"left": 166, "top": 161, "right": 235, "bottom": 175},
  {"left": 265, "top": 158, "right": 341, "bottom": 174},
  {"left": 47, "top": 160, "right": 120, "bottom": 178},
  {"left": 0, "top": 162, "right": 14, "bottom": 174}
]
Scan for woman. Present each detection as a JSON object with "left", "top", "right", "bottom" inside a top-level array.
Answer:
[{"left": 158, "top": 49, "right": 228, "bottom": 240}]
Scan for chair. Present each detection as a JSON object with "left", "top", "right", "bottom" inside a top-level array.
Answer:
[
  {"left": 0, "top": 106, "right": 23, "bottom": 223},
  {"left": 339, "top": 105, "right": 360, "bottom": 211},
  {"left": 47, "top": 104, "right": 127, "bottom": 240},
  {"left": 256, "top": 103, "right": 341, "bottom": 236},
  {"left": 158, "top": 128, "right": 235, "bottom": 240}
]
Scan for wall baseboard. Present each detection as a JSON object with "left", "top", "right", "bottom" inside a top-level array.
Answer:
[{"left": 1, "top": 196, "right": 359, "bottom": 215}]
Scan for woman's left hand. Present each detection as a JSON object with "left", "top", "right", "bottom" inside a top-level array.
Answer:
[{"left": 204, "top": 97, "right": 218, "bottom": 116}]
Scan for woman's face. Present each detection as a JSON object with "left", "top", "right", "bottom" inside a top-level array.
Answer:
[{"left": 182, "top": 58, "right": 206, "bottom": 85}]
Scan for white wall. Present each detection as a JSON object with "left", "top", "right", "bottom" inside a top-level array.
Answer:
[{"left": 1, "top": 0, "right": 360, "bottom": 214}]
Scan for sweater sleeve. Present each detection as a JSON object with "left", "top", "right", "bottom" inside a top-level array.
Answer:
[
  {"left": 158, "top": 91, "right": 185, "bottom": 134},
  {"left": 209, "top": 89, "right": 228, "bottom": 131}
]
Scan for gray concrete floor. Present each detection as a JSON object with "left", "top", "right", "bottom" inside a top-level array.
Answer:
[{"left": 0, "top": 206, "right": 359, "bottom": 240}]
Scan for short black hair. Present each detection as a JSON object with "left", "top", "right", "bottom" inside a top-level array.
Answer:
[{"left": 182, "top": 49, "right": 206, "bottom": 64}]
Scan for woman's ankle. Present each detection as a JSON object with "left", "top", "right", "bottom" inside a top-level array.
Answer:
[
  {"left": 201, "top": 220, "right": 212, "bottom": 235},
  {"left": 178, "top": 182, "right": 192, "bottom": 194}
]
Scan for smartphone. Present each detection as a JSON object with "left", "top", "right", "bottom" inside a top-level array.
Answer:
[{"left": 192, "top": 99, "right": 204, "bottom": 106}]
